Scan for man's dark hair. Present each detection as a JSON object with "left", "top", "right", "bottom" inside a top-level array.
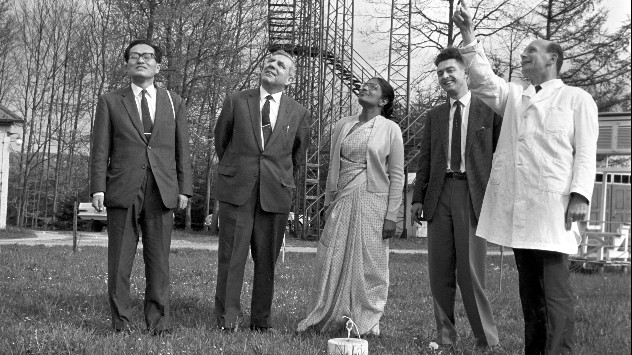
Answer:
[
  {"left": 434, "top": 47, "right": 465, "bottom": 67},
  {"left": 546, "top": 42, "right": 564, "bottom": 74},
  {"left": 124, "top": 39, "right": 163, "bottom": 63}
]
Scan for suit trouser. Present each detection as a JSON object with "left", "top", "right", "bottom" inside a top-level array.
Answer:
[
  {"left": 107, "top": 169, "right": 173, "bottom": 332},
  {"left": 427, "top": 176, "right": 499, "bottom": 346},
  {"left": 215, "top": 181, "right": 287, "bottom": 328},
  {"left": 513, "top": 248, "right": 574, "bottom": 355}
]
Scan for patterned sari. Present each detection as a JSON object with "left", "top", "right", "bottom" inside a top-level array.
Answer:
[{"left": 297, "top": 117, "right": 389, "bottom": 336}]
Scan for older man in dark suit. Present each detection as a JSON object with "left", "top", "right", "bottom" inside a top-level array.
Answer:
[
  {"left": 411, "top": 47, "right": 502, "bottom": 348},
  {"left": 213, "top": 50, "right": 309, "bottom": 332},
  {"left": 90, "top": 39, "right": 192, "bottom": 335}
]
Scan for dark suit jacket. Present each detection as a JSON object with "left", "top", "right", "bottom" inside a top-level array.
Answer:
[
  {"left": 90, "top": 86, "right": 193, "bottom": 209},
  {"left": 412, "top": 96, "right": 502, "bottom": 222},
  {"left": 214, "top": 88, "right": 309, "bottom": 214}
]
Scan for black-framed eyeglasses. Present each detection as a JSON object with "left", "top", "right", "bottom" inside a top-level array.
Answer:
[
  {"left": 129, "top": 52, "right": 156, "bottom": 61},
  {"left": 360, "top": 82, "right": 380, "bottom": 91}
]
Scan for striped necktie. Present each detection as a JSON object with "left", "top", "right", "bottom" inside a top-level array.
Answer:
[{"left": 261, "top": 95, "right": 273, "bottom": 146}]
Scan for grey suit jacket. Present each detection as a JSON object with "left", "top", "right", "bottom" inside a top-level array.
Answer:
[
  {"left": 90, "top": 86, "right": 193, "bottom": 209},
  {"left": 412, "top": 96, "right": 502, "bottom": 222},
  {"left": 214, "top": 88, "right": 310, "bottom": 214}
]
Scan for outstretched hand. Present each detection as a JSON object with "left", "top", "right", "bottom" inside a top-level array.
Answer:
[{"left": 453, "top": 0, "right": 476, "bottom": 44}]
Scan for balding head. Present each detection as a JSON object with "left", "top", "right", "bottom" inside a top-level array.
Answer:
[{"left": 521, "top": 39, "right": 564, "bottom": 84}]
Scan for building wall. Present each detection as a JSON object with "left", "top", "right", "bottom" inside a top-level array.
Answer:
[{"left": 1, "top": 127, "right": 12, "bottom": 229}]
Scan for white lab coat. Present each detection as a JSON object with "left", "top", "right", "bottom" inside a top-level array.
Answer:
[{"left": 460, "top": 42, "right": 599, "bottom": 254}]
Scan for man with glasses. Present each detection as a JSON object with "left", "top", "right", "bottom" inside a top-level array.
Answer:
[
  {"left": 90, "top": 39, "right": 192, "bottom": 336},
  {"left": 213, "top": 50, "right": 309, "bottom": 332},
  {"left": 411, "top": 47, "right": 502, "bottom": 349}
]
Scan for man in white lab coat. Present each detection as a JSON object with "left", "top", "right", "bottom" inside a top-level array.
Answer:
[{"left": 454, "top": 2, "right": 599, "bottom": 354}]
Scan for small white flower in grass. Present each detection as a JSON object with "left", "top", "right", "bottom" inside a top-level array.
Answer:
[{"left": 429, "top": 342, "right": 439, "bottom": 350}]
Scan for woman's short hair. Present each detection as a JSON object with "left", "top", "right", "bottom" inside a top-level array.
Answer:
[{"left": 374, "top": 77, "right": 395, "bottom": 119}]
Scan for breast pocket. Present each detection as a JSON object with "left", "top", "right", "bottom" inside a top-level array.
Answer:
[
  {"left": 544, "top": 107, "right": 573, "bottom": 134},
  {"left": 217, "top": 164, "right": 236, "bottom": 177}
]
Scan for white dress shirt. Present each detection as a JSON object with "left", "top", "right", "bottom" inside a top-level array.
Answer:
[
  {"left": 447, "top": 91, "right": 471, "bottom": 172},
  {"left": 131, "top": 83, "right": 157, "bottom": 123},
  {"left": 259, "top": 87, "right": 282, "bottom": 148}
]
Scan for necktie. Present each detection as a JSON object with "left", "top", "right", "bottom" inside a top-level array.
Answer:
[
  {"left": 450, "top": 100, "right": 462, "bottom": 172},
  {"left": 535, "top": 85, "right": 542, "bottom": 93},
  {"left": 261, "top": 95, "right": 273, "bottom": 146},
  {"left": 141, "top": 90, "right": 153, "bottom": 136}
]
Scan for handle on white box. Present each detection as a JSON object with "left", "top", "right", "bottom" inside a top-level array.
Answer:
[{"left": 343, "top": 316, "right": 361, "bottom": 339}]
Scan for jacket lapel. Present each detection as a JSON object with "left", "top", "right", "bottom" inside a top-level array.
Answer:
[
  {"left": 248, "top": 90, "right": 264, "bottom": 151},
  {"left": 438, "top": 102, "right": 451, "bottom": 160},
  {"left": 266, "top": 94, "right": 291, "bottom": 148},
  {"left": 121, "top": 86, "right": 147, "bottom": 143},
  {"left": 151, "top": 87, "right": 171, "bottom": 139},
  {"left": 465, "top": 97, "right": 482, "bottom": 155}
]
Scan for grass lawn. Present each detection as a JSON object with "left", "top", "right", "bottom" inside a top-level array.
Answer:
[
  {"left": 0, "top": 243, "right": 630, "bottom": 354},
  {"left": 0, "top": 227, "right": 38, "bottom": 239}
]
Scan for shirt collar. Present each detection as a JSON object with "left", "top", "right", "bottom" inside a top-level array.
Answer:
[
  {"left": 449, "top": 91, "right": 471, "bottom": 107},
  {"left": 528, "top": 78, "right": 562, "bottom": 94},
  {"left": 132, "top": 83, "right": 157, "bottom": 98},
  {"left": 260, "top": 86, "right": 283, "bottom": 103}
]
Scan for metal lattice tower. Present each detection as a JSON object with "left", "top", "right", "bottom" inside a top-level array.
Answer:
[
  {"left": 388, "top": 0, "right": 427, "bottom": 173},
  {"left": 388, "top": 0, "right": 411, "bottom": 124},
  {"left": 268, "top": 0, "right": 380, "bottom": 238},
  {"left": 388, "top": 0, "right": 413, "bottom": 238}
]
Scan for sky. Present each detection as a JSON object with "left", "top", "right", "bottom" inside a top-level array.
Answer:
[
  {"left": 603, "top": 0, "right": 631, "bottom": 31},
  {"left": 353, "top": 0, "right": 631, "bottom": 77}
]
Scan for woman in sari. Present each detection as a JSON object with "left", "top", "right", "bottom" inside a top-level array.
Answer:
[{"left": 297, "top": 78, "right": 404, "bottom": 337}]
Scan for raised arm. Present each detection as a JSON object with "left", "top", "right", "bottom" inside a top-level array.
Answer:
[{"left": 453, "top": 0, "right": 509, "bottom": 115}]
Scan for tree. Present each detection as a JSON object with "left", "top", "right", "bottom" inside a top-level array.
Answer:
[
  {"left": 518, "top": 0, "right": 631, "bottom": 111},
  {"left": 5, "top": 0, "right": 270, "bottom": 230},
  {"left": 0, "top": 0, "right": 16, "bottom": 104}
]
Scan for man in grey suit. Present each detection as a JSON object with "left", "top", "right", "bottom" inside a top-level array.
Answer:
[
  {"left": 90, "top": 39, "right": 192, "bottom": 335},
  {"left": 411, "top": 47, "right": 501, "bottom": 348},
  {"left": 213, "top": 50, "right": 309, "bottom": 332}
]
